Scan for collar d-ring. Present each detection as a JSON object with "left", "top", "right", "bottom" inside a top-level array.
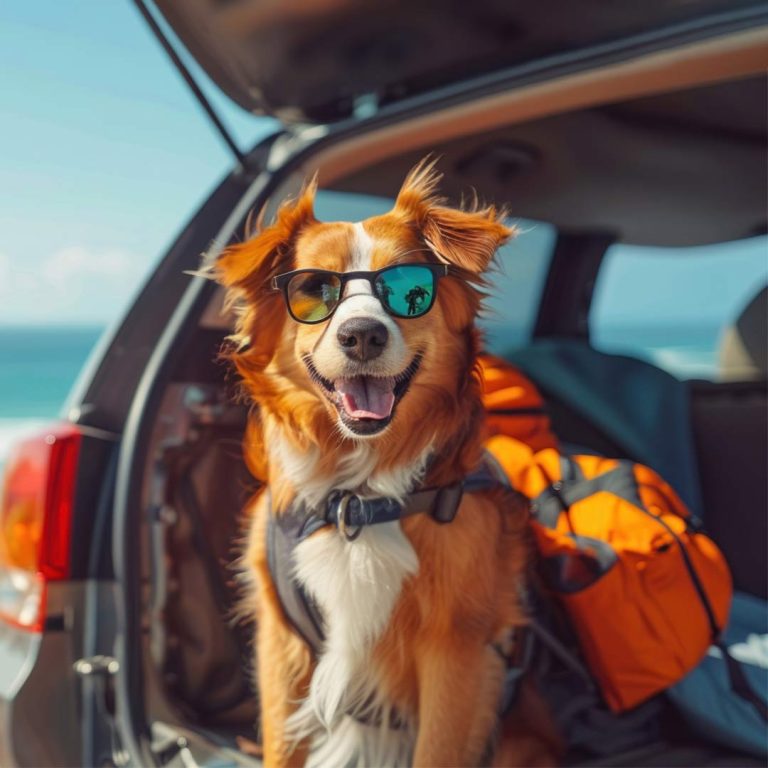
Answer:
[{"left": 336, "top": 492, "right": 363, "bottom": 541}]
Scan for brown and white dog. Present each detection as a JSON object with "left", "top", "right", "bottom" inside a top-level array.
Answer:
[{"left": 216, "top": 161, "right": 559, "bottom": 767}]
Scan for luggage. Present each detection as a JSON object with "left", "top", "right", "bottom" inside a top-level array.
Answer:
[
  {"left": 479, "top": 355, "right": 732, "bottom": 712},
  {"left": 487, "top": 438, "right": 732, "bottom": 712}
]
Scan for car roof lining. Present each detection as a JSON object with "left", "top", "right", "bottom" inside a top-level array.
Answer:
[
  {"left": 332, "top": 75, "right": 766, "bottom": 246},
  {"left": 253, "top": 31, "right": 766, "bottom": 246},
  {"left": 282, "top": 26, "right": 767, "bottom": 185}
]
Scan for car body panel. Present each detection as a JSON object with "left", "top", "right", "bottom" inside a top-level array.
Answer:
[{"left": 0, "top": 583, "right": 91, "bottom": 768}]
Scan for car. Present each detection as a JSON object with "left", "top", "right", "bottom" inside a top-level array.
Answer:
[{"left": 1, "top": 1, "right": 766, "bottom": 765}]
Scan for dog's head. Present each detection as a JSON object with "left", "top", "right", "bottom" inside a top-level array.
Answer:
[{"left": 217, "top": 161, "right": 513, "bottom": 478}]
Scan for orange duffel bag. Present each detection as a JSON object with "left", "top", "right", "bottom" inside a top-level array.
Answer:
[
  {"left": 485, "top": 436, "right": 733, "bottom": 713},
  {"left": 479, "top": 353, "right": 559, "bottom": 453},
  {"left": 479, "top": 356, "right": 733, "bottom": 713}
]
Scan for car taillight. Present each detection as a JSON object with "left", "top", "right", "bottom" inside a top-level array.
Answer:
[{"left": 0, "top": 423, "right": 81, "bottom": 632}]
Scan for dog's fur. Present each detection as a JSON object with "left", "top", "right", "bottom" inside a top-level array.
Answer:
[{"left": 216, "top": 161, "right": 560, "bottom": 766}]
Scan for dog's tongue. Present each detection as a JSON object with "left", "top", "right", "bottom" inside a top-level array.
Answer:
[{"left": 335, "top": 376, "right": 395, "bottom": 419}]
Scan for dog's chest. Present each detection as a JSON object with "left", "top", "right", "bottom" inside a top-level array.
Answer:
[
  {"left": 288, "top": 521, "right": 419, "bottom": 764},
  {"left": 294, "top": 521, "right": 419, "bottom": 657}
]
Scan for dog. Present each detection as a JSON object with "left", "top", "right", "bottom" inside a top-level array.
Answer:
[{"left": 216, "top": 160, "right": 560, "bottom": 767}]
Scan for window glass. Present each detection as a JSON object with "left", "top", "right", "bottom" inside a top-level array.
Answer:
[
  {"left": 481, "top": 221, "right": 556, "bottom": 354},
  {"left": 315, "top": 190, "right": 393, "bottom": 221},
  {"left": 316, "top": 192, "right": 555, "bottom": 354},
  {"left": 591, "top": 237, "right": 768, "bottom": 380}
]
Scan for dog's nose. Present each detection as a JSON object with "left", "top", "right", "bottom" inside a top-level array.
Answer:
[{"left": 337, "top": 318, "right": 389, "bottom": 361}]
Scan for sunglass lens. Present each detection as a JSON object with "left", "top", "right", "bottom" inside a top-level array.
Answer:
[
  {"left": 286, "top": 272, "right": 341, "bottom": 322},
  {"left": 375, "top": 266, "right": 435, "bottom": 318}
]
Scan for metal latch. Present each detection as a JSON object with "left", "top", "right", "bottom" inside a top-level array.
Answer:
[
  {"left": 74, "top": 655, "right": 119, "bottom": 677},
  {"left": 74, "top": 654, "right": 122, "bottom": 760}
]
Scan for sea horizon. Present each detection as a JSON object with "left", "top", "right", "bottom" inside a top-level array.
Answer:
[
  {"left": 0, "top": 321, "right": 722, "bottom": 468},
  {"left": 0, "top": 324, "right": 106, "bottom": 466}
]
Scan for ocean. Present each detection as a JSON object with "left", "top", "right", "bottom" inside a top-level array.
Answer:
[
  {"left": 0, "top": 326, "right": 104, "bottom": 465},
  {"left": 0, "top": 324, "right": 720, "bottom": 469}
]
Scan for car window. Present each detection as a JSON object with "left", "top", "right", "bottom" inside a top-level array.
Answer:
[
  {"left": 590, "top": 236, "right": 768, "bottom": 380},
  {"left": 316, "top": 191, "right": 555, "bottom": 354},
  {"left": 481, "top": 221, "right": 555, "bottom": 354},
  {"left": 315, "top": 190, "right": 394, "bottom": 222}
]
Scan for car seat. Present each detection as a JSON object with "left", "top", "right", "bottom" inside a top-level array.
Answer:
[
  {"left": 690, "top": 285, "right": 767, "bottom": 598},
  {"left": 507, "top": 338, "right": 703, "bottom": 516}
]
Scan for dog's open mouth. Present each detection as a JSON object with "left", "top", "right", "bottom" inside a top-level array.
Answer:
[{"left": 305, "top": 355, "right": 422, "bottom": 436}]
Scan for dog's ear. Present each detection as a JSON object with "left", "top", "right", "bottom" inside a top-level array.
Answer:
[
  {"left": 395, "top": 159, "right": 514, "bottom": 274},
  {"left": 215, "top": 179, "right": 317, "bottom": 371},
  {"left": 215, "top": 177, "right": 318, "bottom": 297}
]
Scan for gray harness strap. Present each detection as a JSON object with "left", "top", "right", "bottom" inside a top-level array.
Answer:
[
  {"left": 266, "top": 494, "right": 325, "bottom": 652},
  {"left": 266, "top": 457, "right": 504, "bottom": 656}
]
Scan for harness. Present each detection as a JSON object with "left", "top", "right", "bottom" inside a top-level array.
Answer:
[{"left": 265, "top": 454, "right": 531, "bottom": 719}]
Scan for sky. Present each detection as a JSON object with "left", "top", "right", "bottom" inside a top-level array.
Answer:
[
  {"left": 594, "top": 237, "right": 768, "bottom": 329},
  {"left": 1, "top": 3, "right": 766, "bottom": 331},
  {"left": 0, "top": 1, "right": 276, "bottom": 327}
]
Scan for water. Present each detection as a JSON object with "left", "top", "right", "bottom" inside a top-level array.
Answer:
[
  {"left": 594, "top": 323, "right": 722, "bottom": 380},
  {"left": 0, "top": 324, "right": 720, "bottom": 468},
  {"left": 483, "top": 322, "right": 721, "bottom": 380},
  {"left": 0, "top": 326, "right": 104, "bottom": 465}
]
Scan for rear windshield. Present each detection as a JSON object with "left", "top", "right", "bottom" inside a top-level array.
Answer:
[{"left": 590, "top": 236, "right": 768, "bottom": 380}]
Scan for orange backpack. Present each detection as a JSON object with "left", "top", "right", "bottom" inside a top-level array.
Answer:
[{"left": 478, "top": 354, "right": 733, "bottom": 712}]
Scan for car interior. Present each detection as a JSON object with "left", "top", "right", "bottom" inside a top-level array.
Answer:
[{"left": 134, "top": 72, "right": 766, "bottom": 765}]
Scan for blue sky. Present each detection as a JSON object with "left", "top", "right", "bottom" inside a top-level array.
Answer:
[
  {"left": 1, "top": 3, "right": 766, "bottom": 331},
  {"left": 0, "top": 1, "right": 275, "bottom": 326}
]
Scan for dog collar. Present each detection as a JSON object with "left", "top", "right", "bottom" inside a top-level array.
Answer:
[
  {"left": 265, "top": 453, "right": 512, "bottom": 659},
  {"left": 284, "top": 454, "right": 508, "bottom": 542}
]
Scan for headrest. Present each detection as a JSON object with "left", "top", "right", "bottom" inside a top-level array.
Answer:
[{"left": 719, "top": 285, "right": 767, "bottom": 381}]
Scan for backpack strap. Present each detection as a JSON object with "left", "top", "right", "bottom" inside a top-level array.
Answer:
[
  {"left": 719, "top": 641, "right": 768, "bottom": 721},
  {"left": 532, "top": 459, "right": 643, "bottom": 528}
]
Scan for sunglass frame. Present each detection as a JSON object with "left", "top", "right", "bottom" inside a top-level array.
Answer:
[{"left": 271, "top": 263, "right": 449, "bottom": 324}]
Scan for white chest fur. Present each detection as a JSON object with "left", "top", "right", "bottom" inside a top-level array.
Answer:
[
  {"left": 272, "top": 431, "right": 429, "bottom": 764},
  {"left": 287, "top": 520, "right": 419, "bottom": 766},
  {"left": 271, "top": 430, "right": 431, "bottom": 508}
]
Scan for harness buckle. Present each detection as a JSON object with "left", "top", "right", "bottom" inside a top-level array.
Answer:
[
  {"left": 431, "top": 482, "right": 464, "bottom": 524},
  {"left": 336, "top": 492, "right": 363, "bottom": 541}
]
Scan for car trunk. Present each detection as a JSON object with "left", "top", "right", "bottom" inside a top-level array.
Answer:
[
  {"left": 109, "top": 4, "right": 768, "bottom": 764},
  {"left": 133, "top": 289, "right": 766, "bottom": 767}
]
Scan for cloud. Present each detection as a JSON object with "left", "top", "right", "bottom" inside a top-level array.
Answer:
[
  {"left": 0, "top": 245, "right": 149, "bottom": 324},
  {"left": 0, "top": 251, "right": 10, "bottom": 287},
  {"left": 41, "top": 245, "right": 136, "bottom": 283}
]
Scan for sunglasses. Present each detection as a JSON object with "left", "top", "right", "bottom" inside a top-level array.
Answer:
[{"left": 271, "top": 263, "right": 449, "bottom": 324}]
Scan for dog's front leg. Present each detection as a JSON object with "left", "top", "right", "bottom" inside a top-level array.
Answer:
[
  {"left": 413, "top": 639, "right": 503, "bottom": 768},
  {"left": 248, "top": 499, "right": 314, "bottom": 768},
  {"left": 257, "top": 601, "right": 313, "bottom": 768}
]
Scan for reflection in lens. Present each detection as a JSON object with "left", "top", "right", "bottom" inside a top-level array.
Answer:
[
  {"left": 376, "top": 266, "right": 434, "bottom": 317},
  {"left": 287, "top": 272, "right": 341, "bottom": 322}
]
